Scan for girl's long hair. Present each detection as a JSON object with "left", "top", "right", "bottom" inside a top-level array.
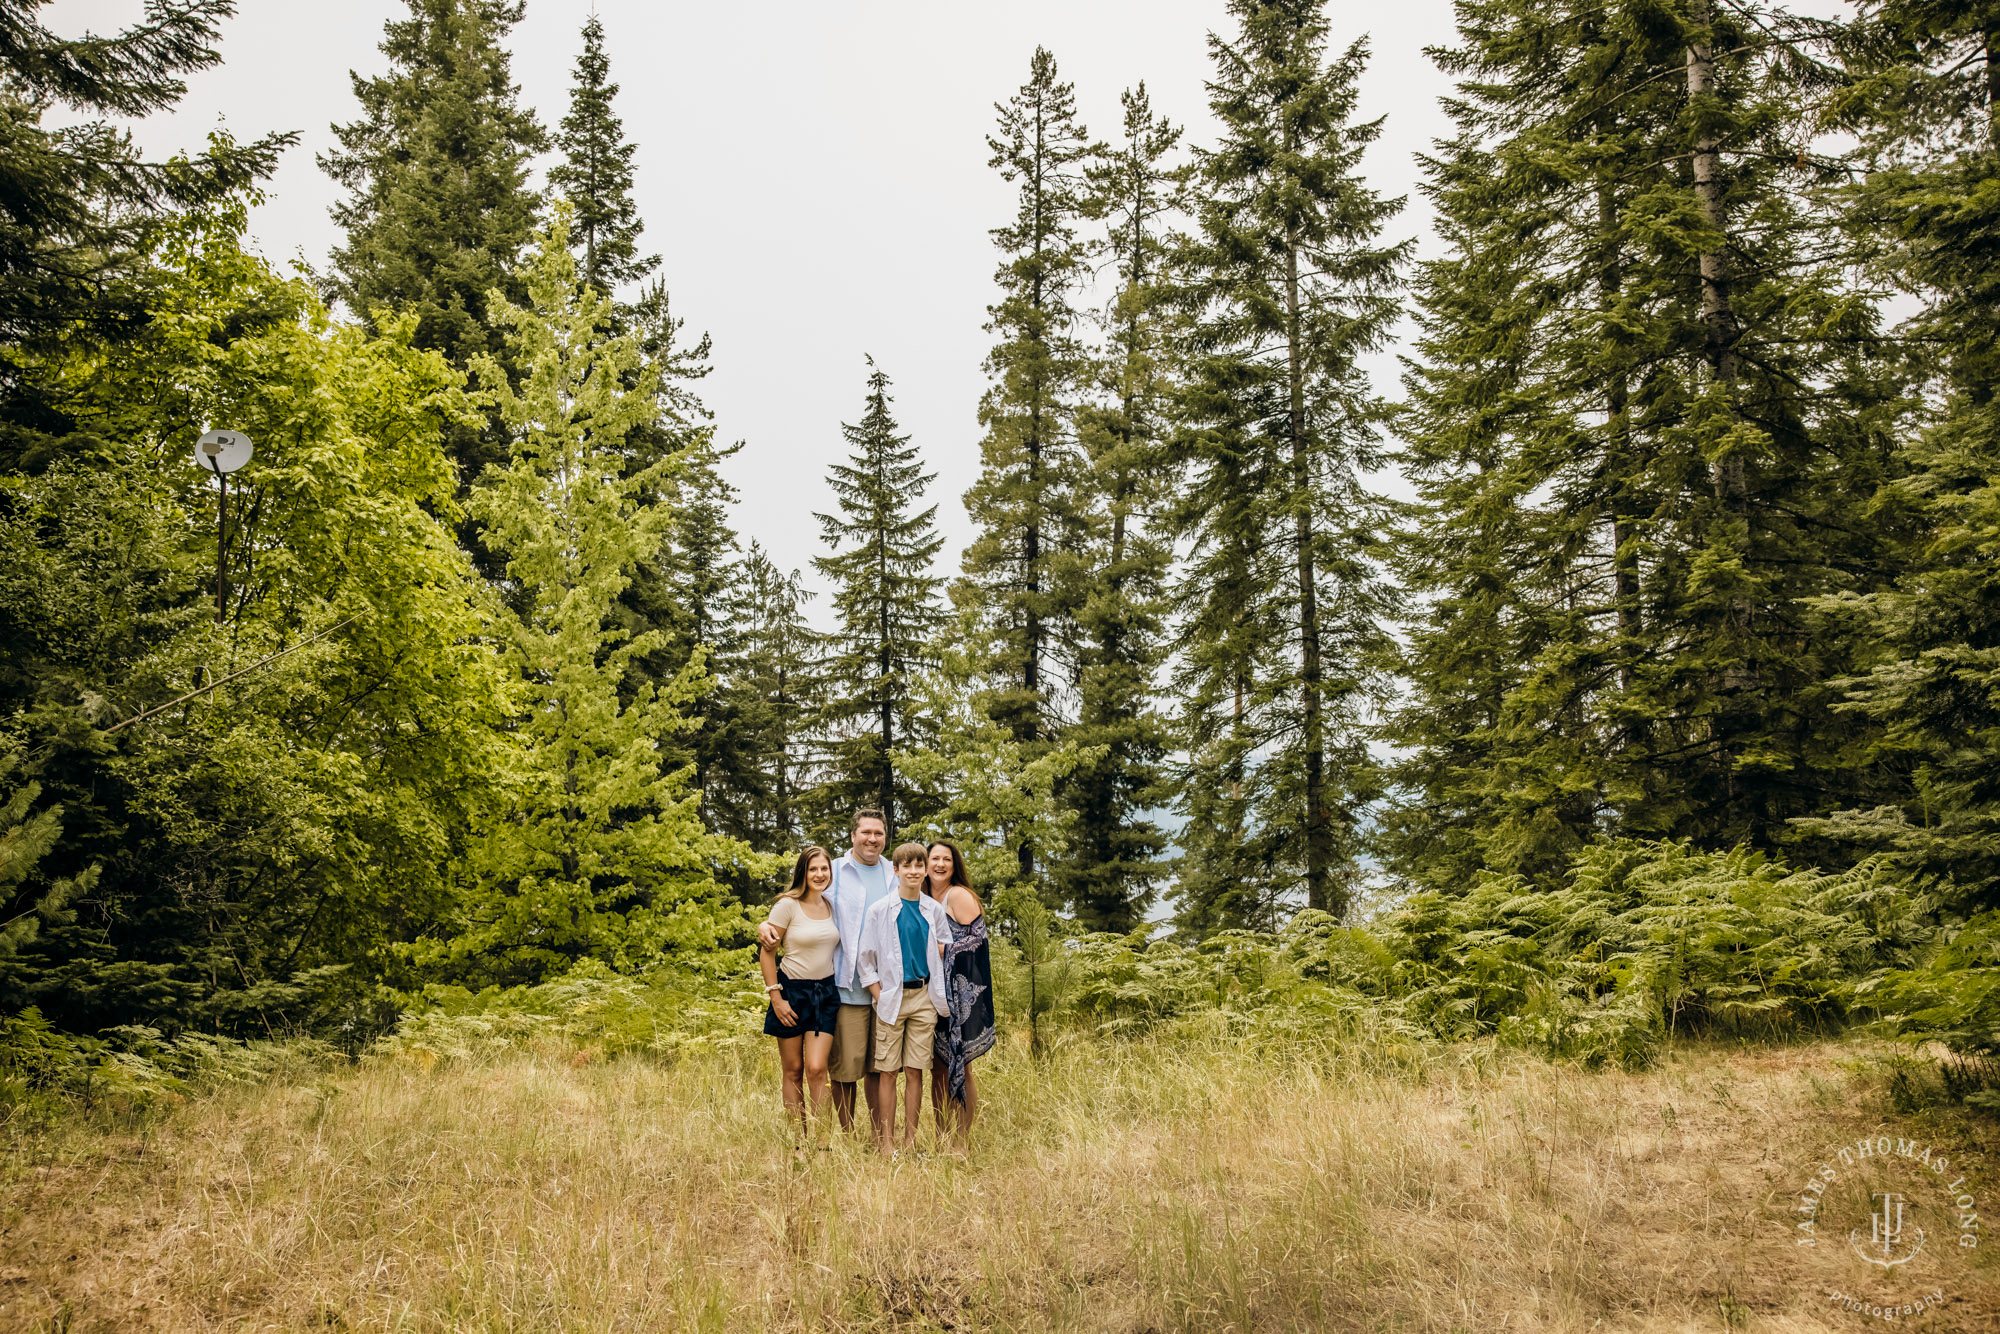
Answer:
[
  {"left": 781, "top": 845, "right": 833, "bottom": 901},
  {"left": 925, "top": 840, "right": 981, "bottom": 915}
]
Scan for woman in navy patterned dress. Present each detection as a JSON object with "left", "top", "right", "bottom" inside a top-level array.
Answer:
[{"left": 923, "top": 840, "right": 993, "bottom": 1153}]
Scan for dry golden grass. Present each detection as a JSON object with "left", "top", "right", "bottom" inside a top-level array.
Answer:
[{"left": 2, "top": 1030, "right": 1996, "bottom": 1332}]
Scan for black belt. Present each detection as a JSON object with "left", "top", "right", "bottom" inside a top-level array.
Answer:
[{"left": 902, "top": 979, "right": 928, "bottom": 989}]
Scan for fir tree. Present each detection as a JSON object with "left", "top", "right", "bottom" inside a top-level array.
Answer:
[
  {"left": 1386, "top": 0, "right": 1903, "bottom": 891},
  {"left": 812, "top": 359, "right": 946, "bottom": 838},
  {"left": 0, "top": 0, "right": 290, "bottom": 459},
  {"left": 447, "top": 211, "right": 742, "bottom": 984},
  {"left": 1058, "top": 84, "right": 1184, "bottom": 932},
  {"left": 321, "top": 0, "right": 545, "bottom": 377},
  {"left": 1801, "top": 2, "right": 2000, "bottom": 909},
  {"left": 548, "top": 13, "right": 657, "bottom": 296},
  {"left": 727, "top": 543, "right": 823, "bottom": 851},
  {"left": 1171, "top": 4, "right": 1405, "bottom": 926}
]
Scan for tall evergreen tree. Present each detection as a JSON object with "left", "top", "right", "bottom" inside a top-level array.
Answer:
[
  {"left": 727, "top": 543, "right": 822, "bottom": 852},
  {"left": 960, "top": 46, "right": 1098, "bottom": 881},
  {"left": 445, "top": 212, "right": 741, "bottom": 985},
  {"left": 1802, "top": 2, "right": 2000, "bottom": 908},
  {"left": 813, "top": 360, "right": 946, "bottom": 838},
  {"left": 321, "top": 0, "right": 545, "bottom": 490},
  {"left": 548, "top": 13, "right": 656, "bottom": 297},
  {"left": 1059, "top": 84, "right": 1184, "bottom": 932},
  {"left": 1386, "top": 0, "right": 1903, "bottom": 891},
  {"left": 0, "top": 0, "right": 290, "bottom": 463},
  {"left": 1171, "top": 4, "right": 1405, "bottom": 927}
]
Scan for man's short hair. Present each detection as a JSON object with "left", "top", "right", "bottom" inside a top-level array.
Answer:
[
  {"left": 851, "top": 808, "right": 887, "bottom": 833},
  {"left": 891, "top": 842, "right": 928, "bottom": 867}
]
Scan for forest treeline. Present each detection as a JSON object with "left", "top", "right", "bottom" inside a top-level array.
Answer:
[{"left": 0, "top": 0, "right": 1997, "bottom": 1074}]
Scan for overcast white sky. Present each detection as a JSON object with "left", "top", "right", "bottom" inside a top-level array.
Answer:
[{"left": 54, "top": 0, "right": 1464, "bottom": 601}]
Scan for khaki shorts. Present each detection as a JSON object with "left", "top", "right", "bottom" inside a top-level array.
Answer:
[
  {"left": 872, "top": 987, "right": 937, "bottom": 1073},
  {"left": 829, "top": 1002, "right": 876, "bottom": 1084}
]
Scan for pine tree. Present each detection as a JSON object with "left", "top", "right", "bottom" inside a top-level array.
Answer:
[
  {"left": 1058, "top": 84, "right": 1184, "bottom": 932},
  {"left": 0, "top": 0, "right": 290, "bottom": 459},
  {"left": 1800, "top": 2, "right": 2000, "bottom": 909},
  {"left": 1386, "top": 0, "right": 1904, "bottom": 891},
  {"left": 321, "top": 0, "right": 545, "bottom": 390},
  {"left": 445, "top": 211, "right": 742, "bottom": 984},
  {"left": 548, "top": 13, "right": 657, "bottom": 297},
  {"left": 728, "top": 543, "right": 823, "bottom": 851},
  {"left": 959, "top": 51, "right": 1097, "bottom": 861},
  {"left": 812, "top": 359, "right": 946, "bottom": 838},
  {"left": 1170, "top": 4, "right": 1405, "bottom": 927}
]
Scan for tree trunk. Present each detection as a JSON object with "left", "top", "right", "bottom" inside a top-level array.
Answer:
[
  {"left": 1986, "top": 27, "right": 1999, "bottom": 150},
  {"left": 878, "top": 530, "right": 895, "bottom": 836},
  {"left": 1284, "top": 228, "right": 1332, "bottom": 915},
  {"left": 1598, "top": 185, "right": 1641, "bottom": 696},
  {"left": 1687, "top": 0, "right": 1743, "bottom": 484}
]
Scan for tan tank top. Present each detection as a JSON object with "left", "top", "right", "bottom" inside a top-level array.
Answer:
[{"left": 768, "top": 895, "right": 839, "bottom": 980}]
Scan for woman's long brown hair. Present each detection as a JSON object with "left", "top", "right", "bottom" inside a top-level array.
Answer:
[
  {"left": 924, "top": 840, "right": 981, "bottom": 915},
  {"left": 781, "top": 845, "right": 833, "bottom": 901}
]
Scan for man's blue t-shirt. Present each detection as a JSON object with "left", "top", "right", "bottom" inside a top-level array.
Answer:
[
  {"left": 836, "top": 855, "right": 892, "bottom": 1006},
  {"left": 898, "top": 896, "right": 930, "bottom": 983}
]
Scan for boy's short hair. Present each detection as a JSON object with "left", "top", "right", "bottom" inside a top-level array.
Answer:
[{"left": 891, "top": 841, "right": 929, "bottom": 867}]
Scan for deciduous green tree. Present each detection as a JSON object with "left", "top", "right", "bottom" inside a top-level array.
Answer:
[{"left": 0, "top": 202, "right": 511, "bottom": 1030}]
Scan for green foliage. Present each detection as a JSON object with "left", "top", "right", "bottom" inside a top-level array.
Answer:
[
  {"left": 323, "top": 0, "right": 546, "bottom": 373},
  {"left": 1058, "top": 83, "right": 1182, "bottom": 933},
  {"left": 999, "top": 841, "right": 1929, "bottom": 1072},
  {"left": 896, "top": 618, "right": 1104, "bottom": 895},
  {"left": 0, "top": 1003, "right": 337, "bottom": 1119},
  {"left": 812, "top": 359, "right": 946, "bottom": 837},
  {"left": 1170, "top": 3, "right": 1404, "bottom": 925},
  {"left": 548, "top": 13, "right": 656, "bottom": 296},
  {"left": 379, "top": 957, "right": 762, "bottom": 1066},
  {"left": 1386, "top": 0, "right": 1904, "bottom": 890},
  {"left": 0, "top": 744, "right": 94, "bottom": 958},
  {"left": 0, "top": 1, "right": 291, "bottom": 371},
  {"left": 432, "top": 210, "right": 759, "bottom": 987},
  {"left": 0, "top": 200, "right": 511, "bottom": 1033},
  {"left": 960, "top": 46, "right": 1098, "bottom": 786},
  {"left": 1861, "top": 912, "right": 2000, "bottom": 1064}
]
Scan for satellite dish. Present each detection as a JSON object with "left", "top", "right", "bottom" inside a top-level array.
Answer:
[{"left": 194, "top": 429, "right": 253, "bottom": 475}]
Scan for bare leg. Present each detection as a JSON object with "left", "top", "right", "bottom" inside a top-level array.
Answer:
[
  {"left": 951, "top": 1063, "right": 979, "bottom": 1150},
  {"left": 870, "top": 1069, "right": 895, "bottom": 1153},
  {"left": 930, "top": 1064, "right": 949, "bottom": 1139},
  {"left": 899, "top": 1066, "right": 923, "bottom": 1151},
  {"left": 863, "top": 1063, "right": 883, "bottom": 1126},
  {"left": 802, "top": 1033, "right": 833, "bottom": 1139},
  {"left": 777, "top": 1036, "right": 805, "bottom": 1136},
  {"left": 831, "top": 1080, "right": 856, "bottom": 1130}
]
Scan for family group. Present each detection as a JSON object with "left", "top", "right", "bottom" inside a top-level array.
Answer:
[{"left": 754, "top": 810, "right": 996, "bottom": 1156}]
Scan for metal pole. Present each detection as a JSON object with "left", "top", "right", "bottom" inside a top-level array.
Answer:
[{"left": 210, "top": 457, "right": 227, "bottom": 623}]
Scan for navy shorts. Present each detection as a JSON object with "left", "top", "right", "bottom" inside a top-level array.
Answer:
[{"left": 764, "top": 972, "right": 840, "bottom": 1038}]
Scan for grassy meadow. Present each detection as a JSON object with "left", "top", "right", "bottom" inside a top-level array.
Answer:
[{"left": 3, "top": 1028, "right": 1997, "bottom": 1333}]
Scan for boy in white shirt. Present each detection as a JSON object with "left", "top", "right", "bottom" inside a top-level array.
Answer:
[{"left": 855, "top": 842, "right": 953, "bottom": 1154}]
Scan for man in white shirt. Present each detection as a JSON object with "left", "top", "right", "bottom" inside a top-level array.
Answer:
[{"left": 760, "top": 808, "right": 892, "bottom": 1131}]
